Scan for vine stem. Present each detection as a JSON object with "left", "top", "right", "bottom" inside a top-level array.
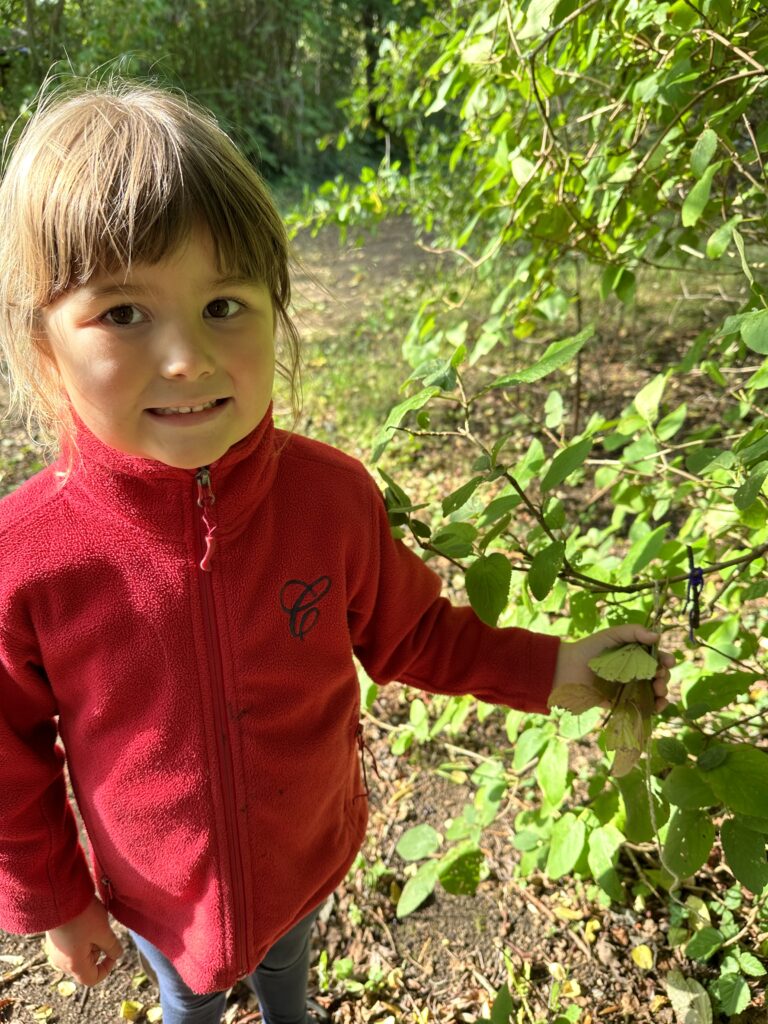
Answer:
[
  {"left": 392, "top": 407, "right": 768, "bottom": 596},
  {"left": 721, "top": 890, "right": 768, "bottom": 950}
]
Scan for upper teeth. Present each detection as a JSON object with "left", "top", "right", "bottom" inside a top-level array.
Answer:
[{"left": 155, "top": 400, "right": 219, "bottom": 415}]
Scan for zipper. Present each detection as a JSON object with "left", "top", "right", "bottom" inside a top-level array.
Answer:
[
  {"left": 193, "top": 467, "right": 249, "bottom": 976},
  {"left": 196, "top": 468, "right": 217, "bottom": 572}
]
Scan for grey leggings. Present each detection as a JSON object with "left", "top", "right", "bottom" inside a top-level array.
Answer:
[{"left": 130, "top": 906, "right": 321, "bottom": 1024}]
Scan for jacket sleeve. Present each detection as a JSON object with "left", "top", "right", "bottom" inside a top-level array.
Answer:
[
  {"left": 0, "top": 627, "right": 95, "bottom": 933},
  {"left": 348, "top": 474, "right": 559, "bottom": 713}
]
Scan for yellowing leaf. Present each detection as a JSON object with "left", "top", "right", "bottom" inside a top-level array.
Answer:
[
  {"left": 612, "top": 747, "right": 642, "bottom": 777},
  {"left": 146, "top": 1008, "right": 163, "bottom": 1023},
  {"left": 57, "top": 980, "right": 77, "bottom": 997},
  {"left": 33, "top": 1008, "right": 53, "bottom": 1021},
  {"left": 120, "top": 1000, "right": 144, "bottom": 1021},
  {"left": 553, "top": 905, "right": 583, "bottom": 921},
  {"left": 548, "top": 683, "right": 601, "bottom": 713},
  {"left": 584, "top": 918, "right": 601, "bottom": 943},
  {"left": 632, "top": 944, "right": 654, "bottom": 970}
]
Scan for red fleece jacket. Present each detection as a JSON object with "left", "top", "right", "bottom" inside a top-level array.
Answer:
[{"left": 0, "top": 408, "right": 559, "bottom": 993}]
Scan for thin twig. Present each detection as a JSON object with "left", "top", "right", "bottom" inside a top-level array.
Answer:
[{"left": 0, "top": 952, "right": 46, "bottom": 989}]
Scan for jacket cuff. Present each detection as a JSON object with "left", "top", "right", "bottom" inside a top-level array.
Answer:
[{"left": 0, "top": 867, "right": 95, "bottom": 935}]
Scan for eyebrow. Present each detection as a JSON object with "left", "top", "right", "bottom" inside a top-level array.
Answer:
[{"left": 84, "top": 274, "right": 261, "bottom": 300}]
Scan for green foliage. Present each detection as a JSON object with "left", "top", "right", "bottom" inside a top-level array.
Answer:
[
  {"left": 310, "top": 1, "right": 768, "bottom": 1013},
  {"left": 0, "top": 0, "right": 427, "bottom": 179}
]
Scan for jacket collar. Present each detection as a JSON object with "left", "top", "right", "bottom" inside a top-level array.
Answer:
[{"left": 64, "top": 405, "right": 279, "bottom": 541}]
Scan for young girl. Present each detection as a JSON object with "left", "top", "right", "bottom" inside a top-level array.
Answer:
[{"left": 0, "top": 80, "right": 671, "bottom": 1024}]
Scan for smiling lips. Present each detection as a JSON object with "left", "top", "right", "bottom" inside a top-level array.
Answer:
[{"left": 149, "top": 398, "right": 227, "bottom": 416}]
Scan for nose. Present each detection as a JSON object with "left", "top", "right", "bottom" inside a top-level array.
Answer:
[{"left": 158, "top": 320, "right": 216, "bottom": 379}]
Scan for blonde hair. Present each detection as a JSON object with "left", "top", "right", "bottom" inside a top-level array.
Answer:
[{"left": 0, "top": 77, "right": 301, "bottom": 455}]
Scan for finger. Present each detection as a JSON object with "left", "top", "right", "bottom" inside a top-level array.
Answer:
[
  {"left": 102, "top": 938, "right": 124, "bottom": 962},
  {"left": 94, "top": 955, "right": 118, "bottom": 984}
]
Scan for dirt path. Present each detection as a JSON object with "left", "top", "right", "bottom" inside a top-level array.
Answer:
[{"left": 0, "top": 223, "right": 765, "bottom": 1024}]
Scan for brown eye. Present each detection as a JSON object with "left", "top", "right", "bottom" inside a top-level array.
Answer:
[
  {"left": 104, "top": 305, "right": 141, "bottom": 326},
  {"left": 205, "top": 298, "right": 240, "bottom": 319}
]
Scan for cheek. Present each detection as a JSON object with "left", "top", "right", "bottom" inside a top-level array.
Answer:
[{"left": 55, "top": 345, "right": 142, "bottom": 407}]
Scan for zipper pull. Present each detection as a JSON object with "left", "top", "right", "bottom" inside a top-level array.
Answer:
[
  {"left": 195, "top": 467, "right": 217, "bottom": 572},
  {"left": 101, "top": 875, "right": 114, "bottom": 912}
]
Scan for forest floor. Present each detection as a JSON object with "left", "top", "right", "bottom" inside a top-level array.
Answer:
[{"left": 0, "top": 220, "right": 766, "bottom": 1024}]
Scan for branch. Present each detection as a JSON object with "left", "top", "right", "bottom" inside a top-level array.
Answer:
[
  {"left": 530, "top": 0, "right": 603, "bottom": 58},
  {"left": 699, "top": 26, "right": 767, "bottom": 74}
]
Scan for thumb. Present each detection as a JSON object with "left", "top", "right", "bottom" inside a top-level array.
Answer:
[
  {"left": 605, "top": 625, "right": 659, "bottom": 648},
  {"left": 90, "top": 922, "right": 123, "bottom": 985}
]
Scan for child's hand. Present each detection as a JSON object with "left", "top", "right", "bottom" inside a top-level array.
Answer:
[
  {"left": 44, "top": 896, "right": 123, "bottom": 986},
  {"left": 552, "top": 625, "right": 673, "bottom": 713}
]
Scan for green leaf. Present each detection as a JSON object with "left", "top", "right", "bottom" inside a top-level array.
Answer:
[
  {"left": 663, "top": 808, "right": 715, "bottom": 878},
  {"left": 706, "top": 216, "right": 740, "bottom": 260},
  {"left": 681, "top": 163, "right": 719, "bottom": 227},
  {"left": 705, "top": 744, "right": 768, "bottom": 817},
  {"left": 437, "top": 841, "right": 486, "bottom": 895},
  {"left": 589, "top": 643, "right": 657, "bottom": 683},
  {"left": 396, "top": 824, "right": 442, "bottom": 861},
  {"left": 488, "top": 328, "right": 593, "bottom": 390},
  {"left": 518, "top": 0, "right": 557, "bottom": 39},
  {"left": 528, "top": 541, "right": 565, "bottom": 600},
  {"left": 557, "top": 707, "right": 601, "bottom": 739},
  {"left": 541, "top": 438, "right": 592, "bottom": 492},
  {"left": 587, "top": 825, "right": 624, "bottom": 901},
  {"left": 406, "top": 357, "right": 457, "bottom": 391},
  {"left": 657, "top": 737, "right": 689, "bottom": 765},
  {"left": 396, "top": 861, "right": 439, "bottom": 917},
  {"left": 720, "top": 818, "right": 768, "bottom": 894},
  {"left": 665, "top": 970, "right": 712, "bottom": 1024},
  {"left": 546, "top": 814, "right": 587, "bottom": 879},
  {"left": 372, "top": 386, "right": 441, "bottom": 461},
  {"left": 732, "top": 229, "right": 755, "bottom": 286},
  {"left": 656, "top": 402, "right": 687, "bottom": 440},
  {"left": 738, "top": 814, "right": 768, "bottom": 835},
  {"left": 513, "top": 726, "right": 551, "bottom": 771},
  {"left": 697, "top": 745, "right": 729, "bottom": 772},
  {"left": 616, "top": 767, "right": 669, "bottom": 843},
  {"left": 431, "top": 522, "right": 478, "bottom": 558},
  {"left": 734, "top": 464, "right": 768, "bottom": 510},
  {"left": 711, "top": 972, "right": 750, "bottom": 1016},
  {"left": 623, "top": 524, "right": 668, "bottom": 575},
  {"left": 685, "top": 927, "right": 723, "bottom": 962},
  {"left": 537, "top": 737, "right": 568, "bottom": 807},
  {"left": 490, "top": 983, "right": 515, "bottom": 1024},
  {"left": 634, "top": 373, "right": 667, "bottom": 424},
  {"left": 741, "top": 309, "right": 768, "bottom": 355},
  {"left": 735, "top": 950, "right": 767, "bottom": 977},
  {"left": 691, "top": 128, "right": 717, "bottom": 178},
  {"left": 684, "top": 672, "right": 759, "bottom": 713},
  {"left": 465, "top": 553, "right": 511, "bottom": 626},
  {"left": 570, "top": 590, "right": 598, "bottom": 632},
  {"left": 442, "top": 476, "right": 484, "bottom": 515},
  {"left": 662, "top": 766, "right": 717, "bottom": 809}
]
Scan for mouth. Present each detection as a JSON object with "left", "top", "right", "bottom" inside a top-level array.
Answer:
[{"left": 147, "top": 398, "right": 230, "bottom": 417}]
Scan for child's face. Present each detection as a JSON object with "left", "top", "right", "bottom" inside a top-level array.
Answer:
[{"left": 40, "top": 228, "right": 275, "bottom": 469}]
